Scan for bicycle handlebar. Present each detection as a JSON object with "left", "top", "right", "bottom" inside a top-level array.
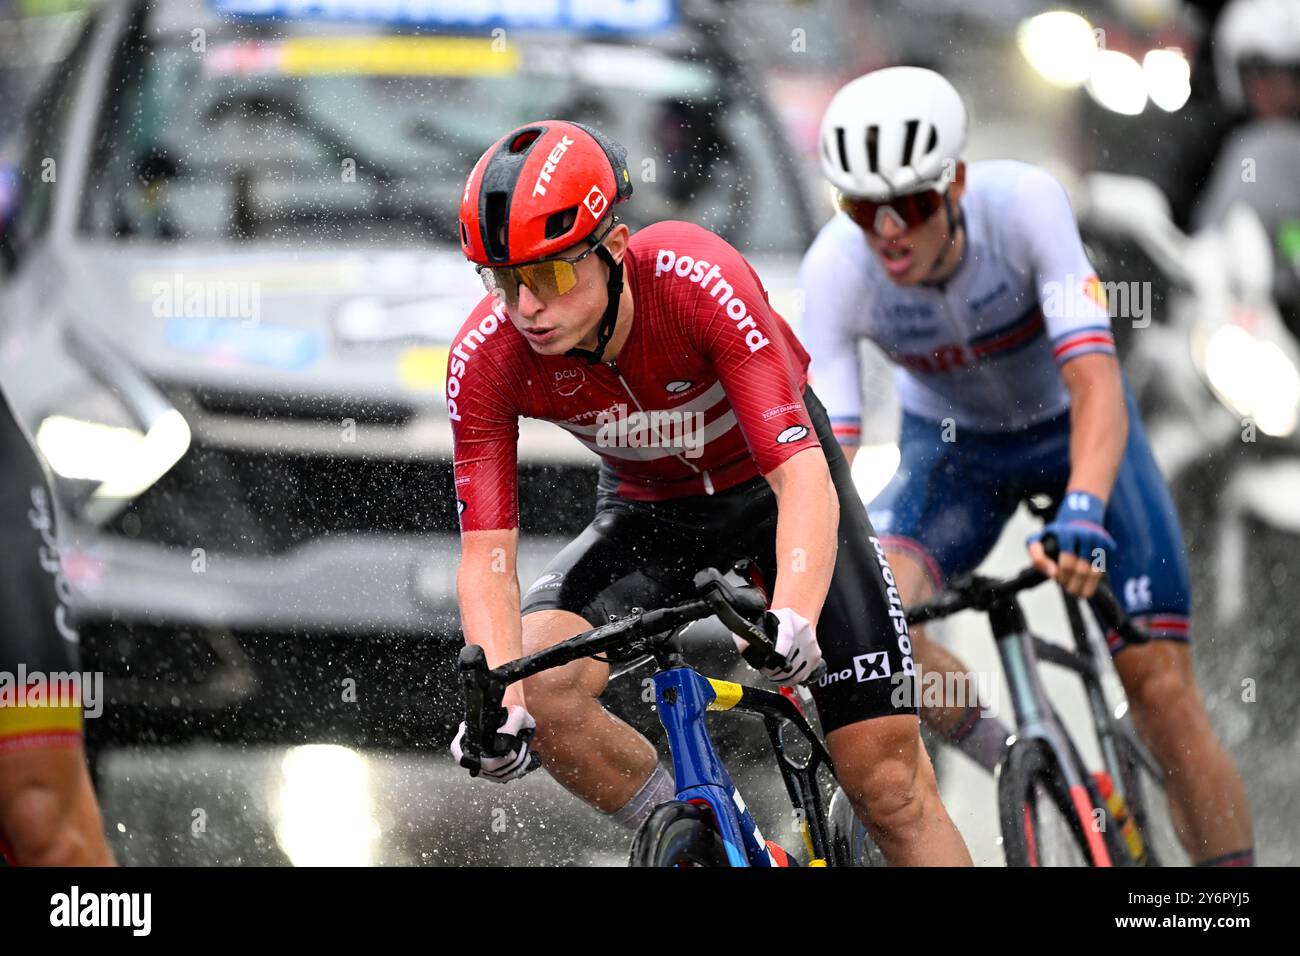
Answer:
[
  {"left": 456, "top": 565, "right": 826, "bottom": 775},
  {"left": 904, "top": 535, "right": 1146, "bottom": 647}
]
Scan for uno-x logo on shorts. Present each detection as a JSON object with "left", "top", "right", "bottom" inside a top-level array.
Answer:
[{"left": 854, "top": 652, "right": 891, "bottom": 682}]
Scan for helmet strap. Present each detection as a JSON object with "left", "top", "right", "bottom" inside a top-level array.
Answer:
[
  {"left": 924, "top": 192, "right": 965, "bottom": 285},
  {"left": 566, "top": 243, "right": 624, "bottom": 365}
]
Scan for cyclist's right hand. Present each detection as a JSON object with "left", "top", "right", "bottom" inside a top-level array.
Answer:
[
  {"left": 450, "top": 704, "right": 540, "bottom": 783},
  {"left": 733, "top": 607, "right": 823, "bottom": 687}
]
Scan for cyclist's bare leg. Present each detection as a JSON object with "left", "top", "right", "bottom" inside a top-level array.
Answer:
[
  {"left": 0, "top": 747, "right": 115, "bottom": 866},
  {"left": 887, "top": 550, "right": 992, "bottom": 735},
  {"left": 519, "top": 609, "right": 659, "bottom": 814},
  {"left": 1113, "top": 641, "right": 1253, "bottom": 862},
  {"left": 827, "top": 714, "right": 972, "bottom": 865}
]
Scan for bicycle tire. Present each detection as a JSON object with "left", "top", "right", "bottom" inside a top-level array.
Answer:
[
  {"left": 998, "top": 740, "right": 1100, "bottom": 867},
  {"left": 827, "top": 786, "right": 887, "bottom": 866},
  {"left": 628, "top": 801, "right": 730, "bottom": 867}
]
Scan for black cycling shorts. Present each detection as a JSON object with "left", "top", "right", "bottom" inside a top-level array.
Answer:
[{"left": 521, "top": 386, "right": 917, "bottom": 734}]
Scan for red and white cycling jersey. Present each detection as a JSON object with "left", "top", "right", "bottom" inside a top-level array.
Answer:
[{"left": 447, "top": 221, "right": 821, "bottom": 533}]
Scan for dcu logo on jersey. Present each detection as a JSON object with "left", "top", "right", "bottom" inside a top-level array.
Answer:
[{"left": 553, "top": 367, "right": 586, "bottom": 397}]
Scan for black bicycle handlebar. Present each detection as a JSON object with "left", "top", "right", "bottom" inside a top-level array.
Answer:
[
  {"left": 904, "top": 535, "right": 1146, "bottom": 646},
  {"left": 456, "top": 565, "right": 826, "bottom": 774}
]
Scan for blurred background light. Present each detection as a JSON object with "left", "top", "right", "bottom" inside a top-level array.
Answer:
[
  {"left": 1203, "top": 325, "right": 1300, "bottom": 438},
  {"left": 851, "top": 442, "right": 901, "bottom": 505},
  {"left": 1086, "top": 50, "right": 1148, "bottom": 115},
  {"left": 1143, "top": 48, "right": 1192, "bottom": 112},
  {"left": 1017, "top": 11, "right": 1099, "bottom": 88},
  {"left": 275, "top": 744, "right": 378, "bottom": 867}
]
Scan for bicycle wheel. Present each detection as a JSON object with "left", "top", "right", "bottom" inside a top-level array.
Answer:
[
  {"left": 827, "top": 786, "right": 887, "bottom": 866},
  {"left": 629, "top": 801, "right": 730, "bottom": 867},
  {"left": 998, "top": 740, "right": 1098, "bottom": 867},
  {"left": 1116, "top": 735, "right": 1190, "bottom": 866}
]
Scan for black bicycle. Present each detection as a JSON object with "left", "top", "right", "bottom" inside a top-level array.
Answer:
[
  {"left": 457, "top": 562, "right": 858, "bottom": 867},
  {"left": 903, "top": 535, "right": 1186, "bottom": 867}
]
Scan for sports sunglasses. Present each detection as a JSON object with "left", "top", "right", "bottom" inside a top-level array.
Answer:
[
  {"left": 478, "top": 216, "right": 618, "bottom": 305},
  {"left": 836, "top": 189, "right": 945, "bottom": 235}
]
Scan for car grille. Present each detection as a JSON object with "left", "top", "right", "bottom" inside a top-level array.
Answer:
[
  {"left": 177, "top": 384, "right": 416, "bottom": 427},
  {"left": 79, "top": 620, "right": 467, "bottom": 749},
  {"left": 110, "top": 443, "right": 598, "bottom": 554}
]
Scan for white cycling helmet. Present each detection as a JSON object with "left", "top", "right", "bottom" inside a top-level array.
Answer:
[
  {"left": 1214, "top": 0, "right": 1300, "bottom": 111},
  {"left": 819, "top": 66, "right": 968, "bottom": 200}
]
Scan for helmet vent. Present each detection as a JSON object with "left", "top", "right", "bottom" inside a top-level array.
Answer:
[
  {"left": 508, "top": 129, "right": 543, "bottom": 153},
  {"left": 484, "top": 191, "right": 509, "bottom": 260},
  {"left": 926, "top": 125, "right": 938, "bottom": 155},
  {"left": 902, "top": 119, "right": 920, "bottom": 166},
  {"left": 865, "top": 125, "right": 879, "bottom": 173},
  {"left": 459, "top": 221, "right": 470, "bottom": 247},
  {"left": 545, "top": 207, "right": 578, "bottom": 240},
  {"left": 834, "top": 127, "right": 850, "bottom": 173}
]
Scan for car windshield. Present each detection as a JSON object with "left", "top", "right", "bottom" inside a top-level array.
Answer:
[{"left": 81, "top": 24, "right": 808, "bottom": 255}]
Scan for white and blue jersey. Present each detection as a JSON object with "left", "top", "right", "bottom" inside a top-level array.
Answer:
[
  {"left": 799, "top": 160, "right": 1191, "bottom": 648},
  {"left": 801, "top": 160, "right": 1116, "bottom": 441}
]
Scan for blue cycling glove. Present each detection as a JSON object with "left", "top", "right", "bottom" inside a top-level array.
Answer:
[{"left": 1028, "top": 490, "right": 1116, "bottom": 569}]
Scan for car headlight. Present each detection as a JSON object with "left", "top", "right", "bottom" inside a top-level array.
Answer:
[
  {"left": 1195, "top": 323, "right": 1300, "bottom": 438},
  {"left": 36, "top": 409, "right": 191, "bottom": 521}
]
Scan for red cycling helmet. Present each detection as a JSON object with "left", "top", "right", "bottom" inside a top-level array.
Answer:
[{"left": 459, "top": 120, "right": 633, "bottom": 266}]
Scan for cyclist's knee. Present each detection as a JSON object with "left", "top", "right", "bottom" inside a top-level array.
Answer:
[
  {"left": 829, "top": 717, "right": 931, "bottom": 835},
  {"left": 520, "top": 611, "right": 608, "bottom": 735},
  {"left": 1119, "top": 644, "right": 1198, "bottom": 719}
]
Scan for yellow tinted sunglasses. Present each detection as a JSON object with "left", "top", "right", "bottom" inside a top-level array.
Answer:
[{"left": 478, "top": 217, "right": 617, "bottom": 305}]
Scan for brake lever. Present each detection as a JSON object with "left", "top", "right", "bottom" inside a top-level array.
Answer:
[
  {"left": 1091, "top": 582, "right": 1148, "bottom": 646},
  {"left": 694, "top": 567, "right": 827, "bottom": 684},
  {"left": 696, "top": 567, "right": 778, "bottom": 659},
  {"left": 457, "top": 644, "right": 506, "bottom": 776},
  {"left": 1041, "top": 533, "right": 1061, "bottom": 564},
  {"left": 1041, "top": 534, "right": 1146, "bottom": 645}
]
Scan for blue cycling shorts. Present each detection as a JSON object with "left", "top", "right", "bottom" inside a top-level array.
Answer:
[{"left": 868, "top": 388, "right": 1192, "bottom": 652}]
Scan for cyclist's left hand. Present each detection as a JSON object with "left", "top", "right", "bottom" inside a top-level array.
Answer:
[{"left": 1026, "top": 491, "right": 1116, "bottom": 599}]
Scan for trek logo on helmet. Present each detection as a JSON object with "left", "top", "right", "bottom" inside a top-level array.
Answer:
[{"left": 532, "top": 135, "right": 576, "bottom": 198}]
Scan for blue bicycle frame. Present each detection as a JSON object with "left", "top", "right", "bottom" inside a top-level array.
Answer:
[{"left": 653, "top": 667, "right": 830, "bottom": 867}]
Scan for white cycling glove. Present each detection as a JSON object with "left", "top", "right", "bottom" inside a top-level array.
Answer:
[
  {"left": 732, "top": 607, "right": 822, "bottom": 687},
  {"left": 450, "top": 704, "right": 540, "bottom": 783}
]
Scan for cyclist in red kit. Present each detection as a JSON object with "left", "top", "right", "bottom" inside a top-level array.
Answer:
[{"left": 446, "top": 120, "right": 971, "bottom": 865}]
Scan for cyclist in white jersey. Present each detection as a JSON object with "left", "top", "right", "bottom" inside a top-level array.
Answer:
[{"left": 800, "top": 67, "right": 1254, "bottom": 866}]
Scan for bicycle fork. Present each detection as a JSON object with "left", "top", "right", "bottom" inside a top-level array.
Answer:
[{"left": 652, "top": 668, "right": 779, "bottom": 867}]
